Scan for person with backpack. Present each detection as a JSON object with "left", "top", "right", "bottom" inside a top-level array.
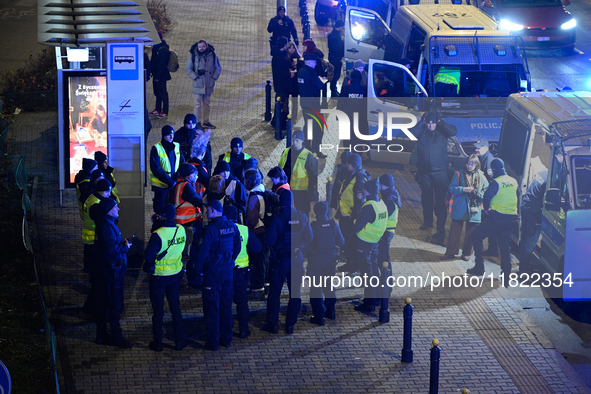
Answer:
[
  {"left": 267, "top": 166, "right": 291, "bottom": 197},
  {"left": 307, "top": 201, "right": 344, "bottom": 325},
  {"left": 441, "top": 155, "right": 488, "bottom": 261},
  {"left": 149, "top": 31, "right": 171, "bottom": 119},
  {"left": 244, "top": 169, "right": 273, "bottom": 297},
  {"left": 186, "top": 39, "right": 222, "bottom": 129}
]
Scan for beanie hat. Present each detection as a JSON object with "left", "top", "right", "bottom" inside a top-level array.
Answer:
[
  {"left": 340, "top": 151, "right": 352, "bottom": 165},
  {"left": 292, "top": 129, "right": 305, "bottom": 141},
  {"left": 334, "top": 20, "right": 345, "bottom": 28},
  {"left": 313, "top": 201, "right": 328, "bottom": 219},
  {"left": 99, "top": 197, "right": 117, "bottom": 214},
  {"left": 474, "top": 139, "right": 489, "bottom": 149},
  {"left": 82, "top": 158, "right": 98, "bottom": 174},
  {"left": 94, "top": 151, "right": 107, "bottom": 165},
  {"left": 277, "top": 5, "right": 286, "bottom": 12},
  {"left": 425, "top": 111, "right": 439, "bottom": 124},
  {"left": 184, "top": 113, "right": 197, "bottom": 125},
  {"left": 280, "top": 189, "right": 294, "bottom": 207},
  {"left": 179, "top": 163, "right": 197, "bottom": 177},
  {"left": 223, "top": 205, "right": 238, "bottom": 223},
  {"left": 214, "top": 160, "right": 231, "bottom": 174},
  {"left": 96, "top": 179, "right": 112, "bottom": 192},
  {"left": 161, "top": 125, "right": 174, "bottom": 137},
  {"left": 91, "top": 169, "right": 104, "bottom": 181},
  {"left": 347, "top": 153, "right": 362, "bottom": 168},
  {"left": 491, "top": 158, "right": 505, "bottom": 172},
  {"left": 364, "top": 178, "right": 379, "bottom": 195},
  {"left": 354, "top": 59, "right": 365, "bottom": 69},
  {"left": 206, "top": 199, "right": 223, "bottom": 213},
  {"left": 161, "top": 204, "right": 176, "bottom": 220},
  {"left": 231, "top": 137, "right": 243, "bottom": 149},
  {"left": 379, "top": 173, "right": 395, "bottom": 188}
]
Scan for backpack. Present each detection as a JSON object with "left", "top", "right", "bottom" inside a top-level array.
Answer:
[
  {"left": 168, "top": 50, "right": 179, "bottom": 72},
  {"left": 251, "top": 190, "right": 282, "bottom": 226},
  {"left": 445, "top": 172, "right": 460, "bottom": 214}
]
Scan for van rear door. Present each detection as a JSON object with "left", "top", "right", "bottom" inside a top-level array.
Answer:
[
  {"left": 345, "top": 6, "right": 390, "bottom": 63},
  {"left": 563, "top": 209, "right": 591, "bottom": 300},
  {"left": 367, "top": 59, "right": 428, "bottom": 163}
]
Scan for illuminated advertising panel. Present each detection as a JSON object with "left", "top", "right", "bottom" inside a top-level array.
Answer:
[{"left": 64, "top": 71, "right": 107, "bottom": 185}]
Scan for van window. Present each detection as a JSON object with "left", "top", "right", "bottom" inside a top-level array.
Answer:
[
  {"left": 349, "top": 9, "right": 389, "bottom": 47},
  {"left": 372, "top": 62, "right": 421, "bottom": 98},
  {"left": 499, "top": 111, "right": 529, "bottom": 177},
  {"left": 406, "top": 26, "right": 426, "bottom": 64},
  {"left": 550, "top": 150, "right": 570, "bottom": 207},
  {"left": 572, "top": 156, "right": 591, "bottom": 209}
]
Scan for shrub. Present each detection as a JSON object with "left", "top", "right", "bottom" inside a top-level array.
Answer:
[{"left": 147, "top": 0, "right": 174, "bottom": 33}]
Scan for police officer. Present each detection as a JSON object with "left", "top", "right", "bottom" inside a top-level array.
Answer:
[
  {"left": 474, "top": 138, "right": 499, "bottom": 257},
  {"left": 354, "top": 179, "right": 388, "bottom": 312},
  {"left": 150, "top": 125, "right": 184, "bottom": 214},
  {"left": 519, "top": 170, "right": 548, "bottom": 275},
  {"left": 308, "top": 201, "right": 344, "bottom": 325},
  {"left": 377, "top": 174, "right": 401, "bottom": 272},
  {"left": 335, "top": 153, "right": 369, "bottom": 272},
  {"left": 193, "top": 200, "right": 241, "bottom": 351},
  {"left": 327, "top": 20, "right": 345, "bottom": 98},
  {"left": 174, "top": 113, "right": 198, "bottom": 160},
  {"left": 467, "top": 158, "right": 518, "bottom": 277},
  {"left": 279, "top": 129, "right": 318, "bottom": 215},
  {"left": 75, "top": 158, "right": 98, "bottom": 218},
  {"left": 264, "top": 190, "right": 312, "bottom": 334},
  {"left": 91, "top": 198, "right": 132, "bottom": 348},
  {"left": 95, "top": 151, "right": 120, "bottom": 203},
  {"left": 171, "top": 163, "right": 203, "bottom": 263},
  {"left": 434, "top": 66, "right": 461, "bottom": 97},
  {"left": 143, "top": 204, "right": 187, "bottom": 352},
  {"left": 413, "top": 110, "right": 457, "bottom": 244},
  {"left": 298, "top": 54, "right": 326, "bottom": 157},
  {"left": 223, "top": 205, "right": 262, "bottom": 338}
]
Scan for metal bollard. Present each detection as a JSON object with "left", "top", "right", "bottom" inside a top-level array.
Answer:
[
  {"left": 286, "top": 114, "right": 292, "bottom": 146},
  {"left": 300, "top": 4, "right": 307, "bottom": 17},
  {"left": 401, "top": 297, "right": 414, "bottom": 362},
  {"left": 265, "top": 81, "right": 272, "bottom": 122},
  {"left": 274, "top": 97, "right": 283, "bottom": 140},
  {"left": 378, "top": 262, "right": 391, "bottom": 323},
  {"left": 429, "top": 339, "right": 441, "bottom": 394},
  {"left": 326, "top": 176, "right": 333, "bottom": 218}
]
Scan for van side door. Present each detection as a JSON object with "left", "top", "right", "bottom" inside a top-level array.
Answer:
[{"left": 345, "top": 6, "right": 390, "bottom": 63}]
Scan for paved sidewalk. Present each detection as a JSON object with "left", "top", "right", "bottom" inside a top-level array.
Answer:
[{"left": 4, "top": 0, "right": 591, "bottom": 392}]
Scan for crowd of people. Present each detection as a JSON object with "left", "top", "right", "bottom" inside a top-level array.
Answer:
[{"left": 73, "top": 15, "right": 545, "bottom": 353}]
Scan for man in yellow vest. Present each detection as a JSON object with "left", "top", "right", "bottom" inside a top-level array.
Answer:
[
  {"left": 353, "top": 179, "right": 388, "bottom": 312},
  {"left": 377, "top": 174, "right": 401, "bottom": 273},
  {"left": 278, "top": 128, "right": 318, "bottom": 215},
  {"left": 218, "top": 137, "right": 253, "bottom": 184},
  {"left": 143, "top": 204, "right": 187, "bottom": 352},
  {"left": 223, "top": 205, "right": 262, "bottom": 339},
  {"left": 150, "top": 125, "right": 184, "bottom": 215},
  {"left": 434, "top": 66, "right": 461, "bottom": 97},
  {"left": 75, "top": 158, "right": 98, "bottom": 219},
  {"left": 467, "top": 158, "right": 518, "bottom": 278},
  {"left": 335, "top": 153, "right": 370, "bottom": 272}
]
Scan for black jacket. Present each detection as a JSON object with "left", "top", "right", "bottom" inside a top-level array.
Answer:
[
  {"left": 271, "top": 46, "right": 292, "bottom": 94},
  {"left": 327, "top": 29, "right": 344, "bottom": 64},
  {"left": 478, "top": 150, "right": 496, "bottom": 182},
  {"left": 413, "top": 118, "right": 457, "bottom": 174},
  {"left": 151, "top": 40, "right": 171, "bottom": 82},
  {"left": 92, "top": 212, "right": 128, "bottom": 275},
  {"left": 267, "top": 15, "right": 299, "bottom": 45},
  {"left": 174, "top": 126, "right": 196, "bottom": 160},
  {"left": 310, "top": 217, "right": 344, "bottom": 260},
  {"left": 194, "top": 216, "right": 241, "bottom": 280},
  {"left": 266, "top": 207, "right": 312, "bottom": 260},
  {"left": 297, "top": 65, "right": 324, "bottom": 99}
]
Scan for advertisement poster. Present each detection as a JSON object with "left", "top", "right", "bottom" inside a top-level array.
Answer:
[{"left": 67, "top": 74, "right": 107, "bottom": 183}]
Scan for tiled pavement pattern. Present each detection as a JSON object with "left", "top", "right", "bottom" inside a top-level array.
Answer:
[{"left": 4, "top": 0, "right": 591, "bottom": 392}]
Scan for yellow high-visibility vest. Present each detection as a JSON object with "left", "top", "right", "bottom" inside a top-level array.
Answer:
[
  {"left": 490, "top": 175, "right": 518, "bottom": 215},
  {"left": 356, "top": 200, "right": 388, "bottom": 243},
  {"left": 153, "top": 225, "right": 186, "bottom": 276},
  {"left": 150, "top": 142, "right": 181, "bottom": 188}
]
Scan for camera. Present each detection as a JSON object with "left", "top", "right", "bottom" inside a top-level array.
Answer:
[{"left": 197, "top": 69, "right": 205, "bottom": 76}]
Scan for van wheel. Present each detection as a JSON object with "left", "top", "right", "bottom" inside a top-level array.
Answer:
[{"left": 315, "top": 6, "right": 329, "bottom": 25}]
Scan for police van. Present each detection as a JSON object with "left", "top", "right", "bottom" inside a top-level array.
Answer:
[
  {"left": 344, "top": 1, "right": 530, "bottom": 163},
  {"left": 497, "top": 91, "right": 591, "bottom": 300}
]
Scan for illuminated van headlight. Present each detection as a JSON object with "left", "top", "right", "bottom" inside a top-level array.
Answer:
[
  {"left": 500, "top": 19, "right": 524, "bottom": 31},
  {"left": 561, "top": 19, "right": 576, "bottom": 30}
]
